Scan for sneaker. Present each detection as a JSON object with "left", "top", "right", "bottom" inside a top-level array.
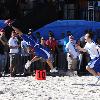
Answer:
[
  {"left": 95, "top": 76, "right": 100, "bottom": 84},
  {"left": 96, "top": 76, "right": 100, "bottom": 79},
  {"left": 53, "top": 68, "right": 58, "bottom": 72},
  {"left": 73, "top": 71, "right": 77, "bottom": 76},
  {"left": 50, "top": 68, "right": 58, "bottom": 73},
  {"left": 25, "top": 60, "right": 31, "bottom": 69},
  {"left": 66, "top": 71, "right": 73, "bottom": 76}
]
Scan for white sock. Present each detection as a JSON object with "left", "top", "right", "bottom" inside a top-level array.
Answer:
[{"left": 96, "top": 76, "right": 100, "bottom": 79}]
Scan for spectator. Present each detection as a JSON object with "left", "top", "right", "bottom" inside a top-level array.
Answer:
[
  {"left": 0, "top": 29, "right": 8, "bottom": 76},
  {"left": 8, "top": 30, "right": 20, "bottom": 76},
  {"left": 46, "top": 35, "right": 58, "bottom": 68},
  {"left": 40, "top": 37, "right": 46, "bottom": 46},
  {"left": 58, "top": 32, "right": 70, "bottom": 53},
  {"left": 66, "top": 35, "right": 79, "bottom": 76},
  {"left": 78, "top": 35, "right": 90, "bottom": 75}
]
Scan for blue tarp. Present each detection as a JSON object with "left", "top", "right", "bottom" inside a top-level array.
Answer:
[
  {"left": 33, "top": 20, "right": 100, "bottom": 40},
  {"left": 0, "top": 20, "right": 6, "bottom": 29},
  {"left": 0, "top": 19, "right": 100, "bottom": 41}
]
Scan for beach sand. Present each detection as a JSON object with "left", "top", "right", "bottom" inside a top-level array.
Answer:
[{"left": 0, "top": 76, "right": 100, "bottom": 100}]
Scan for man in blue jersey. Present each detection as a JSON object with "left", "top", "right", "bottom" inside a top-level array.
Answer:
[{"left": 5, "top": 19, "right": 58, "bottom": 73}]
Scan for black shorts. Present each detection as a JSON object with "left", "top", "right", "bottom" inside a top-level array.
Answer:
[{"left": 10, "top": 54, "right": 19, "bottom": 66}]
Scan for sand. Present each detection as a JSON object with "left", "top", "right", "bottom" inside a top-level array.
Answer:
[{"left": 0, "top": 76, "right": 100, "bottom": 100}]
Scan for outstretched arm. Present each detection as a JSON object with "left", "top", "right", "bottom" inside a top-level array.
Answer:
[
  {"left": 11, "top": 26, "right": 23, "bottom": 35},
  {"left": 76, "top": 45, "right": 87, "bottom": 52},
  {"left": 5, "top": 19, "right": 23, "bottom": 35}
]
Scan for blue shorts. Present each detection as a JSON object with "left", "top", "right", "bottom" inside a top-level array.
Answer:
[{"left": 87, "top": 56, "right": 100, "bottom": 72}]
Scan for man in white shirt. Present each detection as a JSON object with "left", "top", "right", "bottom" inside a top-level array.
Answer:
[
  {"left": 8, "top": 30, "right": 19, "bottom": 76},
  {"left": 77, "top": 32, "right": 100, "bottom": 80},
  {"left": 66, "top": 35, "right": 79, "bottom": 76}
]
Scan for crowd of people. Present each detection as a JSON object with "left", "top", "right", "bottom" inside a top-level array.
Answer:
[{"left": 0, "top": 23, "right": 100, "bottom": 78}]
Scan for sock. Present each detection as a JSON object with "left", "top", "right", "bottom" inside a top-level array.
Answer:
[{"left": 96, "top": 76, "right": 100, "bottom": 79}]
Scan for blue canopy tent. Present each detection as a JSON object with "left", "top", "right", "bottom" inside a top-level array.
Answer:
[
  {"left": 0, "top": 19, "right": 100, "bottom": 41},
  {"left": 33, "top": 20, "right": 100, "bottom": 41},
  {"left": 0, "top": 20, "right": 6, "bottom": 29}
]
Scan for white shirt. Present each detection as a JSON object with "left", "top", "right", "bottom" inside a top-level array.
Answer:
[
  {"left": 66, "top": 41, "right": 79, "bottom": 59},
  {"left": 84, "top": 42, "right": 99, "bottom": 59},
  {"left": 21, "top": 40, "right": 29, "bottom": 56},
  {"left": 8, "top": 37, "right": 19, "bottom": 53}
]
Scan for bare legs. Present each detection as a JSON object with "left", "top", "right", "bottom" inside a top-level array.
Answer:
[
  {"left": 86, "top": 66, "right": 100, "bottom": 76},
  {"left": 31, "top": 56, "right": 42, "bottom": 62},
  {"left": 30, "top": 56, "right": 53, "bottom": 70},
  {"left": 46, "top": 58, "right": 53, "bottom": 70}
]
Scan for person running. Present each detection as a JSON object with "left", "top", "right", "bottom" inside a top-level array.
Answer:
[{"left": 77, "top": 31, "right": 100, "bottom": 80}]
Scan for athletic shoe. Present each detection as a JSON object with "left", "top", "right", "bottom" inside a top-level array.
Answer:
[
  {"left": 66, "top": 70, "right": 73, "bottom": 76},
  {"left": 73, "top": 71, "right": 77, "bottom": 76},
  {"left": 50, "top": 68, "right": 58, "bottom": 73},
  {"left": 25, "top": 60, "right": 31, "bottom": 69},
  {"left": 95, "top": 76, "right": 100, "bottom": 84}
]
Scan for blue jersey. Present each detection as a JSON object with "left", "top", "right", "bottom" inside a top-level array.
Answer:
[{"left": 21, "top": 34, "right": 50, "bottom": 60}]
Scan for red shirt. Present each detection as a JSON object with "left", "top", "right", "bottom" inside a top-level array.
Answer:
[{"left": 46, "top": 38, "right": 57, "bottom": 52}]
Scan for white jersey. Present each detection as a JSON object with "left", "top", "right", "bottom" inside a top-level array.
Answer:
[
  {"left": 84, "top": 42, "right": 99, "bottom": 59},
  {"left": 66, "top": 41, "right": 79, "bottom": 59}
]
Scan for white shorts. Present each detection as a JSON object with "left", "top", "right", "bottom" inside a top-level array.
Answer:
[{"left": 87, "top": 57, "right": 100, "bottom": 68}]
